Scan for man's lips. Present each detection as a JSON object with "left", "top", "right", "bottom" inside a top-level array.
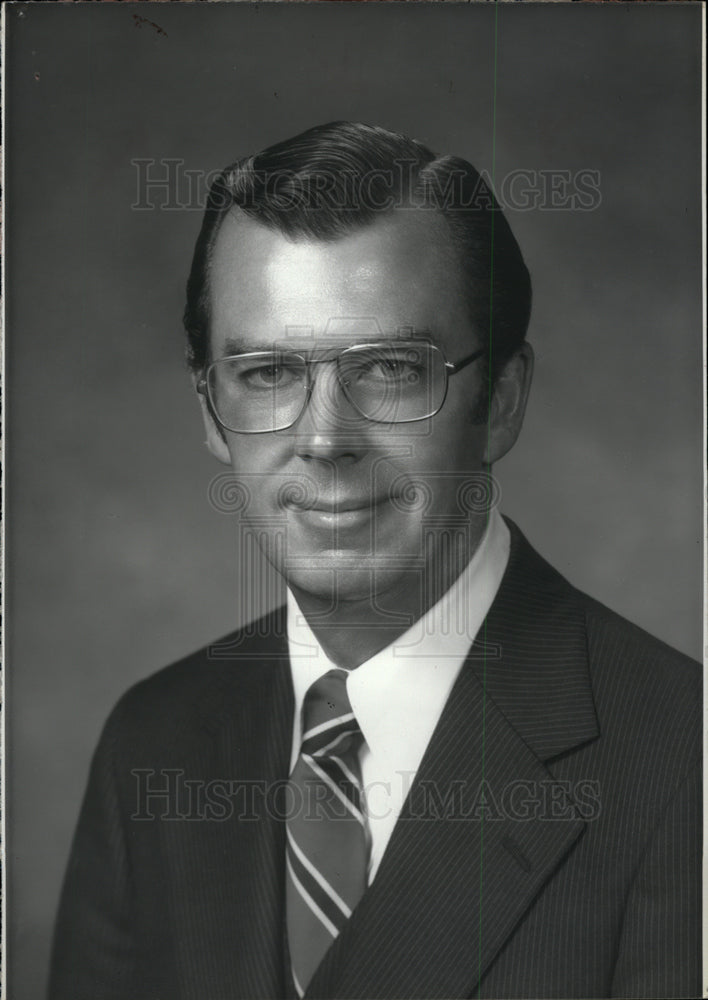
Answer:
[
  {"left": 285, "top": 496, "right": 392, "bottom": 513},
  {"left": 281, "top": 495, "right": 398, "bottom": 533}
]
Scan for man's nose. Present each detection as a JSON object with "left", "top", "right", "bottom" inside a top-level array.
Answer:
[{"left": 292, "top": 362, "right": 368, "bottom": 463}]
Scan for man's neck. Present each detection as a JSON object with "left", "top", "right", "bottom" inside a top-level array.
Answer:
[{"left": 288, "top": 515, "right": 492, "bottom": 669}]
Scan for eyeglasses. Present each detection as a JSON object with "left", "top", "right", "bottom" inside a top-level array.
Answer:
[{"left": 196, "top": 340, "right": 485, "bottom": 434}]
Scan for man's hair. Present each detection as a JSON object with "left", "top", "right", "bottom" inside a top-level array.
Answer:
[{"left": 184, "top": 121, "right": 531, "bottom": 387}]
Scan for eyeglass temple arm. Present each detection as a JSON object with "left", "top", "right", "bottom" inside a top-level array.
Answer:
[{"left": 445, "top": 348, "right": 486, "bottom": 375}]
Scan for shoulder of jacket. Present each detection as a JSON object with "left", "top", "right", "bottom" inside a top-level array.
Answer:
[
  {"left": 580, "top": 590, "right": 700, "bottom": 676},
  {"left": 99, "top": 606, "right": 289, "bottom": 754},
  {"left": 577, "top": 590, "right": 701, "bottom": 759}
]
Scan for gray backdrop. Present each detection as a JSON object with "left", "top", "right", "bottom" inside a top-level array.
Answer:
[{"left": 5, "top": 3, "right": 703, "bottom": 997}]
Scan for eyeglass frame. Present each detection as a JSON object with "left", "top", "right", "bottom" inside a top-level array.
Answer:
[{"left": 196, "top": 340, "right": 487, "bottom": 434}]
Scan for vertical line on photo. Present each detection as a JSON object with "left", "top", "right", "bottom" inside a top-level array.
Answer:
[
  {"left": 478, "top": 2, "right": 500, "bottom": 995},
  {"left": 0, "top": 6, "right": 6, "bottom": 999},
  {"left": 700, "top": 7, "right": 707, "bottom": 995}
]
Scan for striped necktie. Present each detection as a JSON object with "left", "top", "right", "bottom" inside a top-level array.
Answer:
[{"left": 285, "top": 668, "right": 369, "bottom": 998}]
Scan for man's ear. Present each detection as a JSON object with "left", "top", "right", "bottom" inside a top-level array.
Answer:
[
  {"left": 192, "top": 375, "right": 232, "bottom": 465},
  {"left": 482, "top": 342, "right": 534, "bottom": 465}
]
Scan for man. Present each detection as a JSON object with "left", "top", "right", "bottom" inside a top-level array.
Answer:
[{"left": 49, "top": 121, "right": 700, "bottom": 999}]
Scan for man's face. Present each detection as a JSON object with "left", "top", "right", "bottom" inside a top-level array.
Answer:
[{"left": 200, "top": 208, "right": 527, "bottom": 610}]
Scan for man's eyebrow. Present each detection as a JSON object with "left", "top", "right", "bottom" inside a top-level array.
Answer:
[
  {"left": 219, "top": 337, "right": 279, "bottom": 356},
  {"left": 218, "top": 331, "right": 439, "bottom": 357}
]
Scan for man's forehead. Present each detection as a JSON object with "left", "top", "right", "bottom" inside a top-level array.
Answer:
[
  {"left": 208, "top": 207, "right": 472, "bottom": 353},
  {"left": 210, "top": 207, "right": 460, "bottom": 296}
]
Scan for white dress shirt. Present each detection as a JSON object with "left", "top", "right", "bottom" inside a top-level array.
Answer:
[{"left": 286, "top": 508, "right": 510, "bottom": 884}]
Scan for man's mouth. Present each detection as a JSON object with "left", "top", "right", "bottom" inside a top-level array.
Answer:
[
  {"left": 308, "top": 498, "right": 383, "bottom": 513},
  {"left": 284, "top": 494, "right": 395, "bottom": 528}
]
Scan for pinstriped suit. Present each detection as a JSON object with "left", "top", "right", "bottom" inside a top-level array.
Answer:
[{"left": 49, "top": 520, "right": 701, "bottom": 999}]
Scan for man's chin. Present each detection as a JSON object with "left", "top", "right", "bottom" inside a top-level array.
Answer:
[{"left": 283, "top": 557, "right": 418, "bottom": 608}]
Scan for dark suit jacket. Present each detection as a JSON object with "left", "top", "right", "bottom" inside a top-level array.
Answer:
[{"left": 49, "top": 521, "right": 701, "bottom": 999}]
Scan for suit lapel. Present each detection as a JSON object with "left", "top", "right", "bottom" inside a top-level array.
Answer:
[{"left": 307, "top": 521, "right": 600, "bottom": 999}]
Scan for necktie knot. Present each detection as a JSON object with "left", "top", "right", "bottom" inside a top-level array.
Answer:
[{"left": 300, "top": 668, "right": 363, "bottom": 760}]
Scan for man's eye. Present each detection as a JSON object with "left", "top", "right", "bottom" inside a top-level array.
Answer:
[
  {"left": 240, "top": 364, "right": 299, "bottom": 389},
  {"left": 358, "top": 357, "right": 419, "bottom": 382},
  {"left": 379, "top": 359, "right": 406, "bottom": 376}
]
